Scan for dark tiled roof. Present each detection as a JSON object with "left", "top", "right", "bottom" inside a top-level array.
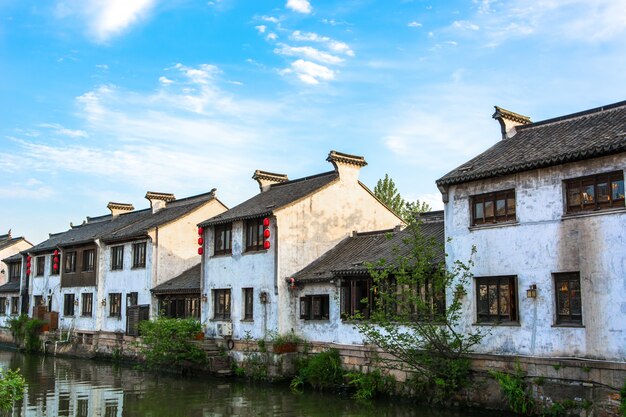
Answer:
[
  {"left": 199, "top": 171, "right": 338, "bottom": 227},
  {"left": 28, "top": 192, "right": 218, "bottom": 253},
  {"left": 0, "top": 280, "right": 20, "bottom": 293},
  {"left": 2, "top": 254, "right": 22, "bottom": 263},
  {"left": 437, "top": 100, "right": 626, "bottom": 186},
  {"left": 152, "top": 264, "right": 200, "bottom": 294},
  {"left": 293, "top": 211, "right": 444, "bottom": 283},
  {"left": 0, "top": 237, "right": 28, "bottom": 251}
]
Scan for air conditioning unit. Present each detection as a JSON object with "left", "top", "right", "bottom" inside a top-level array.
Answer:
[{"left": 216, "top": 322, "right": 232, "bottom": 338}]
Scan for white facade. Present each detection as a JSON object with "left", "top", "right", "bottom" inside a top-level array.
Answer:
[{"left": 444, "top": 153, "right": 626, "bottom": 361}]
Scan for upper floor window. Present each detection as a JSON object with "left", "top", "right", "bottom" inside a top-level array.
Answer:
[
  {"left": 81, "top": 293, "right": 93, "bottom": 317},
  {"left": 11, "top": 297, "right": 19, "bottom": 315},
  {"left": 245, "top": 218, "right": 264, "bottom": 252},
  {"left": 554, "top": 272, "right": 582, "bottom": 325},
  {"left": 565, "top": 171, "right": 625, "bottom": 214},
  {"left": 50, "top": 254, "right": 59, "bottom": 275},
  {"left": 8, "top": 262, "right": 21, "bottom": 281},
  {"left": 476, "top": 276, "right": 518, "bottom": 324},
  {"left": 213, "top": 289, "right": 231, "bottom": 320},
  {"left": 64, "top": 252, "right": 76, "bottom": 273},
  {"left": 111, "top": 246, "right": 124, "bottom": 270},
  {"left": 300, "top": 295, "right": 330, "bottom": 320},
  {"left": 82, "top": 249, "right": 95, "bottom": 272},
  {"left": 132, "top": 243, "right": 146, "bottom": 268},
  {"left": 214, "top": 224, "right": 232, "bottom": 255},
  {"left": 471, "top": 189, "right": 516, "bottom": 226},
  {"left": 36, "top": 257, "right": 45, "bottom": 277},
  {"left": 109, "top": 293, "right": 122, "bottom": 317}
]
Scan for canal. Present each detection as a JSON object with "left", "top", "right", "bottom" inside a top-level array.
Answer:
[{"left": 1, "top": 349, "right": 507, "bottom": 416}]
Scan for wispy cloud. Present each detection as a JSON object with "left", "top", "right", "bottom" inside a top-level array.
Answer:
[
  {"left": 38, "top": 123, "right": 88, "bottom": 138},
  {"left": 286, "top": 0, "right": 312, "bottom": 14},
  {"left": 55, "top": 0, "right": 157, "bottom": 43},
  {"left": 408, "top": 21, "right": 422, "bottom": 28},
  {"left": 274, "top": 44, "right": 343, "bottom": 65},
  {"left": 291, "top": 30, "right": 354, "bottom": 56},
  {"left": 452, "top": 20, "right": 480, "bottom": 31},
  {"left": 280, "top": 59, "right": 335, "bottom": 84}
]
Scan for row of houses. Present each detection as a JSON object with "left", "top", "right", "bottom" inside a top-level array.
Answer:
[{"left": 3, "top": 99, "right": 626, "bottom": 362}]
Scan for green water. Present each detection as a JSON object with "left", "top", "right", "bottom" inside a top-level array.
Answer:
[{"left": 0, "top": 349, "right": 506, "bottom": 416}]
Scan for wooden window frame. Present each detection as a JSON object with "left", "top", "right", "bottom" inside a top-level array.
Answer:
[
  {"left": 64, "top": 293, "right": 75, "bottom": 316},
  {"left": 82, "top": 249, "right": 95, "bottom": 272},
  {"left": 243, "top": 288, "right": 254, "bottom": 320},
  {"left": 245, "top": 218, "right": 265, "bottom": 252},
  {"left": 64, "top": 252, "right": 76, "bottom": 274},
  {"left": 471, "top": 189, "right": 516, "bottom": 226},
  {"left": 0, "top": 298, "right": 6, "bottom": 316},
  {"left": 81, "top": 293, "right": 93, "bottom": 317},
  {"left": 213, "top": 224, "right": 232, "bottom": 255},
  {"left": 111, "top": 246, "right": 124, "bottom": 271},
  {"left": 476, "top": 275, "right": 518, "bottom": 323},
  {"left": 132, "top": 243, "right": 147, "bottom": 268},
  {"left": 10, "top": 297, "right": 19, "bottom": 315},
  {"left": 300, "top": 294, "right": 330, "bottom": 320},
  {"left": 36, "top": 256, "right": 45, "bottom": 277},
  {"left": 8, "top": 262, "right": 21, "bottom": 281},
  {"left": 340, "top": 278, "right": 373, "bottom": 320},
  {"left": 213, "top": 289, "right": 231, "bottom": 320},
  {"left": 554, "top": 272, "right": 582, "bottom": 325},
  {"left": 565, "top": 171, "right": 625, "bottom": 214},
  {"left": 109, "top": 293, "right": 122, "bottom": 317}
]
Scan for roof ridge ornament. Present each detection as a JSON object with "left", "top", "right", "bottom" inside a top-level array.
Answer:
[
  {"left": 145, "top": 191, "right": 175, "bottom": 213},
  {"left": 107, "top": 202, "right": 135, "bottom": 217},
  {"left": 253, "top": 170, "right": 289, "bottom": 192},
  {"left": 493, "top": 106, "right": 532, "bottom": 140},
  {"left": 326, "top": 150, "right": 368, "bottom": 167}
]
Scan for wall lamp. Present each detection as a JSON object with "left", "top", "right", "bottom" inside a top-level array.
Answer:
[
  {"left": 526, "top": 284, "right": 537, "bottom": 298},
  {"left": 201, "top": 294, "right": 208, "bottom": 302},
  {"left": 101, "top": 298, "right": 107, "bottom": 306}
]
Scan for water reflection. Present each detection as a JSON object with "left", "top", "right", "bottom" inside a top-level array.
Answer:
[{"left": 0, "top": 349, "right": 504, "bottom": 417}]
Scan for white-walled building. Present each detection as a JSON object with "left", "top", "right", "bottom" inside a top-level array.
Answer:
[
  {"left": 198, "top": 151, "right": 403, "bottom": 340},
  {"left": 26, "top": 190, "right": 227, "bottom": 335},
  {"left": 436, "top": 101, "right": 626, "bottom": 361},
  {"left": 0, "top": 230, "right": 32, "bottom": 286}
]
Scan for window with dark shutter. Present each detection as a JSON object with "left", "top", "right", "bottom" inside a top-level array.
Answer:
[
  {"left": 471, "top": 189, "right": 516, "bottom": 226},
  {"left": 565, "top": 171, "right": 624, "bottom": 213},
  {"left": 476, "top": 276, "right": 518, "bottom": 323}
]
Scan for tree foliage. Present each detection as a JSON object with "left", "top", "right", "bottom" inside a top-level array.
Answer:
[
  {"left": 374, "top": 174, "right": 431, "bottom": 223},
  {"left": 353, "top": 220, "right": 483, "bottom": 402},
  {"left": 138, "top": 317, "right": 205, "bottom": 369},
  {"left": 0, "top": 369, "right": 25, "bottom": 411},
  {"left": 8, "top": 315, "right": 44, "bottom": 353}
]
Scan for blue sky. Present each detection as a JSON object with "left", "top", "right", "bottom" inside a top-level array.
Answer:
[{"left": 1, "top": 0, "right": 625, "bottom": 244}]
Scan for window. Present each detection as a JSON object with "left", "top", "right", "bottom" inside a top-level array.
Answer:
[
  {"left": 213, "top": 289, "right": 231, "bottom": 320},
  {"left": 159, "top": 296, "right": 200, "bottom": 319},
  {"left": 300, "top": 295, "right": 330, "bottom": 320},
  {"left": 214, "top": 224, "right": 232, "bottom": 255},
  {"left": 33, "top": 295, "right": 43, "bottom": 309},
  {"left": 109, "top": 293, "right": 122, "bottom": 317},
  {"left": 340, "top": 279, "right": 373, "bottom": 319},
  {"left": 11, "top": 297, "right": 19, "bottom": 315},
  {"left": 565, "top": 171, "right": 625, "bottom": 213},
  {"left": 36, "top": 257, "right": 45, "bottom": 276},
  {"left": 472, "top": 189, "right": 516, "bottom": 226},
  {"left": 476, "top": 276, "right": 518, "bottom": 323},
  {"left": 245, "top": 218, "right": 264, "bottom": 251},
  {"left": 243, "top": 288, "right": 254, "bottom": 320},
  {"left": 0, "top": 298, "right": 6, "bottom": 316},
  {"left": 50, "top": 254, "right": 59, "bottom": 275},
  {"left": 111, "top": 246, "right": 124, "bottom": 270},
  {"left": 81, "top": 293, "right": 93, "bottom": 317},
  {"left": 127, "top": 292, "right": 138, "bottom": 307},
  {"left": 132, "top": 243, "right": 146, "bottom": 268},
  {"left": 8, "top": 262, "right": 21, "bottom": 281},
  {"left": 64, "top": 252, "right": 76, "bottom": 273},
  {"left": 82, "top": 249, "right": 95, "bottom": 272},
  {"left": 64, "top": 293, "right": 75, "bottom": 316},
  {"left": 554, "top": 272, "right": 582, "bottom": 325}
]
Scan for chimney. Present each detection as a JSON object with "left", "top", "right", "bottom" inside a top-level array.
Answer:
[
  {"left": 493, "top": 106, "right": 531, "bottom": 140},
  {"left": 107, "top": 202, "right": 134, "bottom": 217},
  {"left": 145, "top": 192, "right": 176, "bottom": 213},
  {"left": 253, "top": 170, "right": 289, "bottom": 192},
  {"left": 326, "top": 150, "right": 367, "bottom": 182}
]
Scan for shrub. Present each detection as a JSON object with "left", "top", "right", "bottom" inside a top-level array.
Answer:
[
  {"left": 345, "top": 369, "right": 395, "bottom": 400},
  {"left": 8, "top": 315, "right": 44, "bottom": 353},
  {"left": 293, "top": 349, "right": 344, "bottom": 391},
  {"left": 620, "top": 379, "right": 626, "bottom": 417},
  {"left": 489, "top": 361, "right": 536, "bottom": 416},
  {"left": 0, "top": 369, "right": 25, "bottom": 411},
  {"left": 138, "top": 317, "right": 205, "bottom": 369}
]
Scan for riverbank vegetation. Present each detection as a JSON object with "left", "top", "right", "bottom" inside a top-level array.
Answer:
[
  {"left": 138, "top": 317, "right": 205, "bottom": 369},
  {"left": 0, "top": 369, "right": 25, "bottom": 412},
  {"left": 7, "top": 315, "right": 44, "bottom": 353}
]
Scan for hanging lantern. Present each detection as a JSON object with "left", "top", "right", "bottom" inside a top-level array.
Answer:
[
  {"left": 53, "top": 250, "right": 59, "bottom": 256},
  {"left": 197, "top": 227, "right": 204, "bottom": 235},
  {"left": 263, "top": 241, "right": 270, "bottom": 250},
  {"left": 53, "top": 263, "right": 59, "bottom": 270},
  {"left": 198, "top": 237, "right": 204, "bottom": 245},
  {"left": 54, "top": 256, "right": 59, "bottom": 264},
  {"left": 27, "top": 256, "right": 31, "bottom": 261},
  {"left": 198, "top": 247, "right": 204, "bottom": 255},
  {"left": 263, "top": 229, "right": 270, "bottom": 239},
  {"left": 26, "top": 268, "right": 31, "bottom": 275},
  {"left": 263, "top": 218, "right": 270, "bottom": 227}
]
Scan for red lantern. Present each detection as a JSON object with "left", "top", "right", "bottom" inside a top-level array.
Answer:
[
  {"left": 263, "top": 218, "right": 270, "bottom": 227},
  {"left": 53, "top": 264, "right": 59, "bottom": 270},
  {"left": 26, "top": 269, "right": 31, "bottom": 275},
  {"left": 54, "top": 256, "right": 59, "bottom": 263},
  {"left": 263, "top": 241, "right": 270, "bottom": 250},
  {"left": 198, "top": 237, "right": 204, "bottom": 245},
  {"left": 197, "top": 227, "right": 204, "bottom": 235},
  {"left": 263, "top": 229, "right": 270, "bottom": 238},
  {"left": 198, "top": 247, "right": 204, "bottom": 255},
  {"left": 27, "top": 256, "right": 31, "bottom": 261},
  {"left": 54, "top": 250, "right": 59, "bottom": 256}
]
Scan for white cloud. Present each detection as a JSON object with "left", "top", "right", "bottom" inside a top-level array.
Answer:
[
  {"left": 286, "top": 0, "right": 312, "bottom": 14},
  {"left": 291, "top": 30, "right": 354, "bottom": 56},
  {"left": 280, "top": 59, "right": 335, "bottom": 84},
  {"left": 159, "top": 76, "right": 174, "bottom": 85},
  {"left": 38, "top": 123, "right": 88, "bottom": 138},
  {"left": 452, "top": 20, "right": 480, "bottom": 30},
  {"left": 274, "top": 44, "right": 343, "bottom": 65},
  {"left": 260, "top": 15, "right": 281, "bottom": 23},
  {"left": 56, "top": 0, "right": 157, "bottom": 43},
  {"left": 267, "top": 33, "right": 278, "bottom": 40},
  {"left": 408, "top": 21, "right": 422, "bottom": 28},
  {"left": 255, "top": 25, "right": 266, "bottom": 34}
]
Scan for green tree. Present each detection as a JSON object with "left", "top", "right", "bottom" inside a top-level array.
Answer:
[
  {"left": 353, "top": 220, "right": 483, "bottom": 402},
  {"left": 138, "top": 317, "right": 206, "bottom": 369},
  {"left": 0, "top": 369, "right": 25, "bottom": 411},
  {"left": 374, "top": 174, "right": 431, "bottom": 223}
]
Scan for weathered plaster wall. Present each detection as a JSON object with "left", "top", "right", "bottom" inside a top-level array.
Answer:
[
  {"left": 30, "top": 254, "right": 61, "bottom": 315},
  {"left": 445, "top": 154, "right": 626, "bottom": 360},
  {"left": 0, "top": 239, "right": 31, "bottom": 285}
]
